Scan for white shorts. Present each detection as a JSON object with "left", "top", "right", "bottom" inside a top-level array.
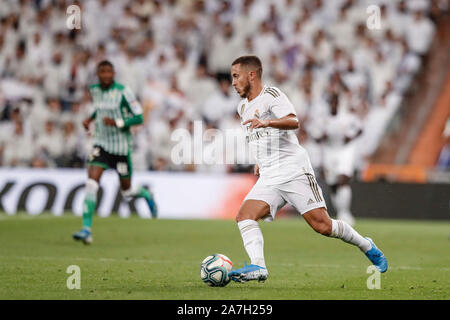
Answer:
[
  {"left": 323, "top": 144, "right": 356, "bottom": 185},
  {"left": 244, "top": 173, "right": 327, "bottom": 222}
]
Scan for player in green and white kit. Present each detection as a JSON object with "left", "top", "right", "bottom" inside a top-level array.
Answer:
[{"left": 73, "top": 60, "right": 157, "bottom": 244}]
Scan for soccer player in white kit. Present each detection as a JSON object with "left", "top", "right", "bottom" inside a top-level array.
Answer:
[
  {"left": 316, "top": 93, "right": 363, "bottom": 226},
  {"left": 228, "top": 56, "right": 387, "bottom": 283}
]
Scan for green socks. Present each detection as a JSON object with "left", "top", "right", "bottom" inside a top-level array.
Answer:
[
  {"left": 81, "top": 183, "right": 155, "bottom": 229},
  {"left": 82, "top": 179, "right": 99, "bottom": 229},
  {"left": 82, "top": 195, "right": 96, "bottom": 229}
]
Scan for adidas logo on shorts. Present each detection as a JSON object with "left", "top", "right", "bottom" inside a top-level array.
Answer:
[{"left": 307, "top": 198, "right": 315, "bottom": 205}]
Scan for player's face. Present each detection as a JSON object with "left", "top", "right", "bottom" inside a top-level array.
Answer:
[
  {"left": 97, "top": 65, "right": 115, "bottom": 88},
  {"left": 231, "top": 64, "right": 251, "bottom": 98}
]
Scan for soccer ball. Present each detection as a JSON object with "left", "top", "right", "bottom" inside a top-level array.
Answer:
[{"left": 200, "top": 254, "right": 233, "bottom": 287}]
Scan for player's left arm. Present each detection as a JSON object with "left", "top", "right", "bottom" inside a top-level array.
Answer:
[
  {"left": 103, "top": 112, "right": 143, "bottom": 128},
  {"left": 103, "top": 86, "right": 144, "bottom": 128},
  {"left": 243, "top": 91, "right": 299, "bottom": 130},
  {"left": 243, "top": 114, "right": 299, "bottom": 130}
]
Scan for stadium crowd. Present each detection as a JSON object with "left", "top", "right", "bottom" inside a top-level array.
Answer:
[{"left": 0, "top": 0, "right": 447, "bottom": 172}]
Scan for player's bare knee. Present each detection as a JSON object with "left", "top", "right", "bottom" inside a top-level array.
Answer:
[
  {"left": 236, "top": 201, "right": 270, "bottom": 222},
  {"left": 235, "top": 210, "right": 259, "bottom": 222},
  {"left": 88, "top": 164, "right": 104, "bottom": 181}
]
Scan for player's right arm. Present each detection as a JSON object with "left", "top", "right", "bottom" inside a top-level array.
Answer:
[{"left": 82, "top": 111, "right": 96, "bottom": 131}]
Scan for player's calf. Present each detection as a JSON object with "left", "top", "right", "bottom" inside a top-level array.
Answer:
[
  {"left": 305, "top": 208, "right": 388, "bottom": 272},
  {"left": 236, "top": 199, "right": 270, "bottom": 222},
  {"left": 303, "top": 207, "right": 333, "bottom": 236}
]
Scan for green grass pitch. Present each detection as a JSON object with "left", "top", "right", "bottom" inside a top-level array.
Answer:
[{"left": 0, "top": 214, "right": 449, "bottom": 300}]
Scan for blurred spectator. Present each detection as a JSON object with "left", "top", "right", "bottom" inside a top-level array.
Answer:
[
  {"left": 59, "top": 120, "right": 84, "bottom": 168},
  {"left": 395, "top": 38, "right": 421, "bottom": 93},
  {"left": 183, "top": 64, "right": 216, "bottom": 119},
  {"left": 253, "top": 20, "right": 279, "bottom": 67},
  {"left": 0, "top": 0, "right": 445, "bottom": 173},
  {"left": 202, "top": 77, "right": 239, "bottom": 124},
  {"left": 369, "top": 50, "right": 396, "bottom": 101},
  {"left": 2, "top": 120, "right": 34, "bottom": 167},
  {"left": 35, "top": 119, "right": 64, "bottom": 167},
  {"left": 405, "top": 10, "right": 435, "bottom": 56},
  {"left": 43, "top": 51, "right": 69, "bottom": 99},
  {"left": 208, "top": 22, "right": 243, "bottom": 77}
]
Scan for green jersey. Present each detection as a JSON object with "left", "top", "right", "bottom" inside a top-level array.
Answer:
[{"left": 89, "top": 82, "right": 143, "bottom": 156}]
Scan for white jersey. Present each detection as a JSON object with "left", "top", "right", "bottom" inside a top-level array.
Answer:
[{"left": 237, "top": 85, "right": 314, "bottom": 186}]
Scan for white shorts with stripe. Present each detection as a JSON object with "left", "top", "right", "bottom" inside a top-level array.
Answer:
[{"left": 244, "top": 173, "right": 327, "bottom": 222}]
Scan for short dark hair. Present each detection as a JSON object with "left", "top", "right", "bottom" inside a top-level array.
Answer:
[
  {"left": 231, "top": 55, "right": 263, "bottom": 78},
  {"left": 97, "top": 60, "right": 114, "bottom": 70}
]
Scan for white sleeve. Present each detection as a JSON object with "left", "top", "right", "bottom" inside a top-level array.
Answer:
[{"left": 269, "top": 92, "right": 297, "bottom": 119}]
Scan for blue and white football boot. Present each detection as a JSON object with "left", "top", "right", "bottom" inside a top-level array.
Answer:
[
  {"left": 73, "top": 228, "right": 93, "bottom": 245},
  {"left": 364, "top": 237, "right": 388, "bottom": 273},
  {"left": 229, "top": 262, "right": 268, "bottom": 283}
]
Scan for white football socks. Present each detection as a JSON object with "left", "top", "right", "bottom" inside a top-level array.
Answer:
[
  {"left": 330, "top": 219, "right": 372, "bottom": 252},
  {"left": 85, "top": 179, "right": 99, "bottom": 202},
  {"left": 237, "top": 219, "right": 266, "bottom": 268}
]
